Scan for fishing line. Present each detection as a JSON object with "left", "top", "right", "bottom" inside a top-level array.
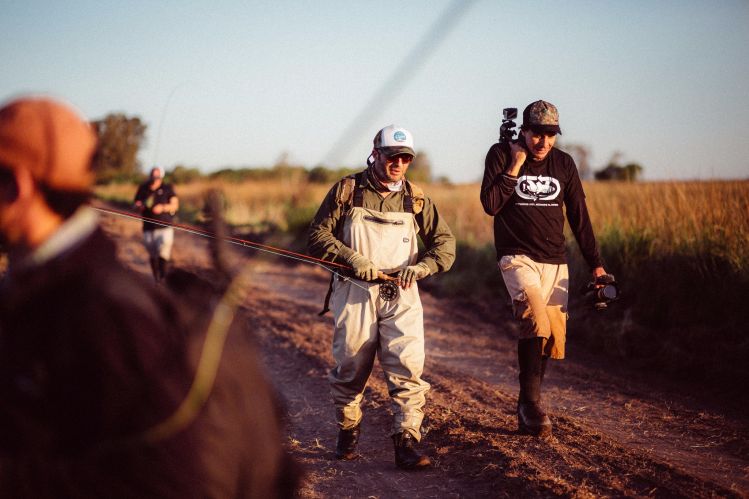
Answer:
[
  {"left": 92, "top": 204, "right": 382, "bottom": 294},
  {"left": 90, "top": 202, "right": 401, "bottom": 446},
  {"left": 90, "top": 204, "right": 359, "bottom": 449}
]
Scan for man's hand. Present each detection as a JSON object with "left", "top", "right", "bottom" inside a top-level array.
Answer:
[
  {"left": 397, "top": 262, "right": 430, "bottom": 289},
  {"left": 593, "top": 266, "right": 607, "bottom": 286},
  {"left": 507, "top": 141, "right": 527, "bottom": 177},
  {"left": 346, "top": 252, "right": 378, "bottom": 281}
]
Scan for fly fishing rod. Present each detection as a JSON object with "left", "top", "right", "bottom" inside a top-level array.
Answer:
[
  {"left": 93, "top": 204, "right": 403, "bottom": 300},
  {"left": 91, "top": 201, "right": 404, "bottom": 448}
]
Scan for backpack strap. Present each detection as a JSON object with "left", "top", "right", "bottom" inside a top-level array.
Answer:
[
  {"left": 404, "top": 180, "right": 424, "bottom": 215},
  {"left": 335, "top": 171, "right": 367, "bottom": 211},
  {"left": 318, "top": 273, "right": 336, "bottom": 316},
  {"left": 319, "top": 171, "right": 366, "bottom": 316},
  {"left": 337, "top": 175, "right": 356, "bottom": 209}
]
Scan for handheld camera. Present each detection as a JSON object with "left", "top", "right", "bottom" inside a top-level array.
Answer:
[{"left": 582, "top": 274, "right": 620, "bottom": 311}]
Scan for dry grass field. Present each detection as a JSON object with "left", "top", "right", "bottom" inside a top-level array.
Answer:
[
  {"left": 95, "top": 179, "right": 748, "bottom": 265},
  {"left": 95, "top": 177, "right": 749, "bottom": 384}
]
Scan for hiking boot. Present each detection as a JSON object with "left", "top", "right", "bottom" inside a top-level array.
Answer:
[
  {"left": 392, "top": 431, "right": 431, "bottom": 470},
  {"left": 517, "top": 401, "right": 552, "bottom": 437},
  {"left": 335, "top": 425, "right": 360, "bottom": 460}
]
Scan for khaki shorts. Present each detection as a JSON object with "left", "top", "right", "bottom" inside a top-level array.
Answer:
[
  {"left": 498, "top": 254, "right": 568, "bottom": 359},
  {"left": 143, "top": 227, "right": 174, "bottom": 260}
]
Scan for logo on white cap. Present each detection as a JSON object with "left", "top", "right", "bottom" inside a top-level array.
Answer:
[{"left": 377, "top": 125, "right": 414, "bottom": 150}]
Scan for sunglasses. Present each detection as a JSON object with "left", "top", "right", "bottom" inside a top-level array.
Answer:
[{"left": 385, "top": 153, "right": 413, "bottom": 163}]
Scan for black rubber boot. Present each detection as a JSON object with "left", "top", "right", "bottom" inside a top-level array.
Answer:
[
  {"left": 540, "top": 353, "right": 548, "bottom": 384},
  {"left": 517, "top": 338, "right": 552, "bottom": 437},
  {"left": 392, "top": 431, "right": 431, "bottom": 470},
  {"left": 157, "top": 257, "right": 169, "bottom": 282},
  {"left": 335, "top": 425, "right": 360, "bottom": 460},
  {"left": 149, "top": 257, "right": 160, "bottom": 282}
]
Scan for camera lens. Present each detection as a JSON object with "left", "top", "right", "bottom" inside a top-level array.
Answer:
[{"left": 600, "top": 285, "right": 617, "bottom": 300}]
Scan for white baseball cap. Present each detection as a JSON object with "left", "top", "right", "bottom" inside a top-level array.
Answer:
[{"left": 373, "top": 124, "right": 415, "bottom": 157}]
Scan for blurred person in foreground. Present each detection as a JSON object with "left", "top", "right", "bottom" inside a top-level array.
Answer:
[
  {"left": 308, "top": 125, "right": 455, "bottom": 470},
  {"left": 480, "top": 100, "right": 607, "bottom": 437},
  {"left": 134, "top": 165, "right": 178, "bottom": 282},
  {"left": 0, "top": 96, "right": 296, "bottom": 497}
]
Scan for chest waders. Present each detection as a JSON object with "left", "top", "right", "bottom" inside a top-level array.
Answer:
[
  {"left": 318, "top": 173, "right": 424, "bottom": 315},
  {"left": 325, "top": 173, "right": 431, "bottom": 440}
]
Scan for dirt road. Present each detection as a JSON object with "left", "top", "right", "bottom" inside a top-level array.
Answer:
[{"left": 99, "top": 209, "right": 748, "bottom": 498}]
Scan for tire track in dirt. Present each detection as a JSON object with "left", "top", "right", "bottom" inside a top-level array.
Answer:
[{"left": 98, "top": 209, "right": 748, "bottom": 497}]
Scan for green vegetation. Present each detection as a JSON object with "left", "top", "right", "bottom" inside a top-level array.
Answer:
[
  {"left": 94, "top": 178, "right": 749, "bottom": 386},
  {"left": 92, "top": 113, "right": 147, "bottom": 184}
]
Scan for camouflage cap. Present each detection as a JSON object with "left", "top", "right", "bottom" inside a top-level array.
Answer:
[{"left": 522, "top": 100, "right": 562, "bottom": 135}]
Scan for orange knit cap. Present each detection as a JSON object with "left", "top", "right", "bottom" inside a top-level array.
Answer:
[{"left": 0, "top": 97, "right": 97, "bottom": 192}]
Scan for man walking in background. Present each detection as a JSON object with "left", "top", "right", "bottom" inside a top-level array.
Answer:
[
  {"left": 134, "top": 165, "right": 178, "bottom": 282},
  {"left": 0, "top": 96, "right": 296, "bottom": 497},
  {"left": 480, "top": 100, "right": 607, "bottom": 437},
  {"left": 308, "top": 124, "right": 455, "bottom": 470}
]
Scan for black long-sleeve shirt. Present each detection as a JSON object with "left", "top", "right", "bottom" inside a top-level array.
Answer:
[
  {"left": 134, "top": 181, "right": 177, "bottom": 231},
  {"left": 480, "top": 143, "right": 604, "bottom": 270}
]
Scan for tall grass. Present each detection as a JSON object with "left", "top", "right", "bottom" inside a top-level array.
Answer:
[
  {"left": 95, "top": 179, "right": 329, "bottom": 231},
  {"left": 568, "top": 181, "right": 749, "bottom": 383},
  {"left": 95, "top": 178, "right": 749, "bottom": 383},
  {"left": 584, "top": 181, "right": 748, "bottom": 271}
]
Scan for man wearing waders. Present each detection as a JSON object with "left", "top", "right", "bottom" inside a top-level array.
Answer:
[
  {"left": 134, "top": 166, "right": 178, "bottom": 282},
  {"left": 480, "top": 100, "right": 607, "bottom": 437},
  {"left": 308, "top": 125, "right": 455, "bottom": 470}
]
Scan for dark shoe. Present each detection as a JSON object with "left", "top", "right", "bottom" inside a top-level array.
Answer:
[
  {"left": 517, "top": 401, "right": 552, "bottom": 437},
  {"left": 392, "top": 431, "right": 431, "bottom": 470},
  {"left": 335, "top": 425, "right": 360, "bottom": 460}
]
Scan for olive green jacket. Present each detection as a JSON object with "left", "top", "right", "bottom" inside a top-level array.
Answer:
[{"left": 307, "top": 169, "right": 456, "bottom": 276}]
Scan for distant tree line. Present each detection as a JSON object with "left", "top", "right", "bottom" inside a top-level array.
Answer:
[
  {"left": 92, "top": 113, "right": 146, "bottom": 183},
  {"left": 559, "top": 143, "right": 643, "bottom": 182},
  {"left": 92, "top": 112, "right": 642, "bottom": 185}
]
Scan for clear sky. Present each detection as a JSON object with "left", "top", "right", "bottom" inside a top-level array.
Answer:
[{"left": 2, "top": 0, "right": 747, "bottom": 183}]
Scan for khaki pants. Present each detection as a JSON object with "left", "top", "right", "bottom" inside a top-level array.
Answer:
[
  {"left": 143, "top": 227, "right": 174, "bottom": 260},
  {"left": 498, "top": 255, "right": 568, "bottom": 359},
  {"left": 330, "top": 206, "right": 428, "bottom": 440}
]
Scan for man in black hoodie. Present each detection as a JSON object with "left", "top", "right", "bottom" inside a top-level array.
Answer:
[{"left": 480, "top": 100, "right": 607, "bottom": 437}]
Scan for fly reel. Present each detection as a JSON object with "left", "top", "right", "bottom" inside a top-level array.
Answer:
[{"left": 378, "top": 280, "right": 400, "bottom": 301}]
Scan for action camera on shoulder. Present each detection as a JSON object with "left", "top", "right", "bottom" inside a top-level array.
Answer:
[{"left": 499, "top": 107, "right": 518, "bottom": 145}]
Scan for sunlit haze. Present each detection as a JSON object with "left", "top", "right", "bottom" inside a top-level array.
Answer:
[{"left": 2, "top": 0, "right": 747, "bottom": 182}]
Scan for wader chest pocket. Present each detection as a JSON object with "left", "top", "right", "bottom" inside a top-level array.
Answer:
[{"left": 364, "top": 215, "right": 405, "bottom": 226}]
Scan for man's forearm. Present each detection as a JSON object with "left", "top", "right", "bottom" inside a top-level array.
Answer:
[{"left": 307, "top": 225, "right": 355, "bottom": 263}]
